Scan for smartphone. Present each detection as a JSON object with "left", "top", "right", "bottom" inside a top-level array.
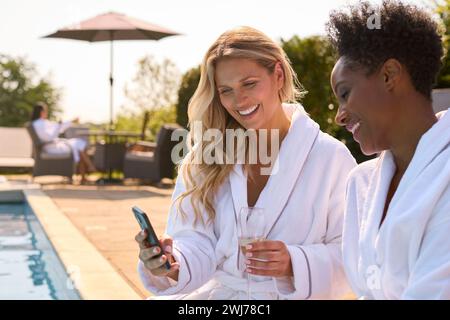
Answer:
[{"left": 132, "top": 206, "right": 171, "bottom": 270}]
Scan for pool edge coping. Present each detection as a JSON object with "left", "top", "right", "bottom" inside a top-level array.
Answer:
[{"left": 23, "top": 188, "right": 142, "bottom": 300}]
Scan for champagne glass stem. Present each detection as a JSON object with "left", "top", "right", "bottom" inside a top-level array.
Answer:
[{"left": 247, "top": 270, "right": 251, "bottom": 300}]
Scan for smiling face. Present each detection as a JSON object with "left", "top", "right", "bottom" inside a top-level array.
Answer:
[
  {"left": 214, "top": 58, "right": 283, "bottom": 130},
  {"left": 331, "top": 57, "right": 397, "bottom": 155}
]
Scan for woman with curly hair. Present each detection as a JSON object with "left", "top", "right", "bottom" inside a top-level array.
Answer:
[
  {"left": 327, "top": 0, "right": 450, "bottom": 299},
  {"left": 134, "top": 26, "right": 356, "bottom": 299}
]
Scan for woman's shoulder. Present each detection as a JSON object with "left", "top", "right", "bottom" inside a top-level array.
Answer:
[
  {"left": 347, "top": 158, "right": 378, "bottom": 187},
  {"left": 31, "top": 118, "right": 45, "bottom": 130},
  {"left": 312, "top": 129, "right": 356, "bottom": 163},
  {"left": 32, "top": 118, "right": 52, "bottom": 126}
]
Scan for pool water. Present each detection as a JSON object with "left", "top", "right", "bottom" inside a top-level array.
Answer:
[{"left": 0, "top": 203, "right": 81, "bottom": 300}]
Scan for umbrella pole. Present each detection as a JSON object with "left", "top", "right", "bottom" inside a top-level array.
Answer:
[{"left": 109, "top": 33, "right": 114, "bottom": 129}]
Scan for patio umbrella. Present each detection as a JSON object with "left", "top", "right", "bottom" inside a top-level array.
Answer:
[{"left": 43, "top": 12, "right": 180, "bottom": 127}]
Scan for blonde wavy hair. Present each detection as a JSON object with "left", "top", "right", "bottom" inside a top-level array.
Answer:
[{"left": 175, "top": 26, "right": 304, "bottom": 225}]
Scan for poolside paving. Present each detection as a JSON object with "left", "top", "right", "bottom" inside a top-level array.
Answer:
[
  {"left": 5, "top": 176, "right": 356, "bottom": 300},
  {"left": 27, "top": 176, "right": 175, "bottom": 299}
]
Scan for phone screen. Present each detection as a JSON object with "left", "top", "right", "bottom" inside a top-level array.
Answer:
[{"left": 132, "top": 206, "right": 171, "bottom": 270}]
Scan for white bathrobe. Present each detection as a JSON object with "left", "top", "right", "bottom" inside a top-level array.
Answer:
[
  {"left": 32, "top": 119, "right": 86, "bottom": 163},
  {"left": 343, "top": 108, "right": 450, "bottom": 300},
  {"left": 138, "top": 104, "right": 357, "bottom": 299}
]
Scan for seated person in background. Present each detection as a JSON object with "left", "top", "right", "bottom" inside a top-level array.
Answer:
[
  {"left": 327, "top": 0, "right": 450, "bottom": 299},
  {"left": 30, "top": 102, "right": 96, "bottom": 182}
]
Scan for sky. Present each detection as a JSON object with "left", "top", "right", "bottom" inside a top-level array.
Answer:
[{"left": 0, "top": 0, "right": 430, "bottom": 123}]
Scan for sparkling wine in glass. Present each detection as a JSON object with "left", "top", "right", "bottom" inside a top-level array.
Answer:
[{"left": 237, "top": 207, "right": 265, "bottom": 300}]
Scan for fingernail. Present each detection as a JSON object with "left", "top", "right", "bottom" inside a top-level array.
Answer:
[
  {"left": 164, "top": 246, "right": 172, "bottom": 254},
  {"left": 246, "top": 244, "right": 252, "bottom": 250},
  {"left": 153, "top": 247, "right": 160, "bottom": 254},
  {"left": 245, "top": 260, "right": 251, "bottom": 265},
  {"left": 140, "top": 230, "right": 145, "bottom": 236},
  {"left": 159, "top": 256, "right": 165, "bottom": 262},
  {"left": 247, "top": 268, "right": 252, "bottom": 273},
  {"left": 245, "top": 252, "right": 252, "bottom": 258}
]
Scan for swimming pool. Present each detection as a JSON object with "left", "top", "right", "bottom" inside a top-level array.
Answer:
[{"left": 0, "top": 202, "right": 81, "bottom": 300}]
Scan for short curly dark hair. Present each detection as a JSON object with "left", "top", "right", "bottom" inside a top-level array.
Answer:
[{"left": 326, "top": 0, "right": 444, "bottom": 98}]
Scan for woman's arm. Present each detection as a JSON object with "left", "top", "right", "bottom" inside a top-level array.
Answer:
[
  {"left": 273, "top": 145, "right": 356, "bottom": 299},
  {"left": 137, "top": 174, "right": 218, "bottom": 296}
]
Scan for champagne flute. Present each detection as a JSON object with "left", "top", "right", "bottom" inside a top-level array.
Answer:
[{"left": 237, "top": 207, "right": 265, "bottom": 300}]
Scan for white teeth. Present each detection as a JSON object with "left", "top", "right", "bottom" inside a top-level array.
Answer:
[
  {"left": 238, "top": 104, "right": 259, "bottom": 116},
  {"left": 351, "top": 122, "right": 361, "bottom": 134}
]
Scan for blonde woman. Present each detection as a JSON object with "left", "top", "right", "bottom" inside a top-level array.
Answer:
[{"left": 135, "top": 26, "right": 356, "bottom": 299}]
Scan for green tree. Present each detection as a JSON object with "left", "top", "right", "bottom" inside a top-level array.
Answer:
[
  {"left": 282, "top": 36, "right": 338, "bottom": 132},
  {"left": 435, "top": 0, "right": 450, "bottom": 88},
  {"left": 117, "top": 55, "right": 180, "bottom": 140},
  {"left": 115, "top": 106, "right": 177, "bottom": 142},
  {"left": 124, "top": 55, "right": 181, "bottom": 112},
  {"left": 0, "top": 54, "right": 61, "bottom": 127},
  {"left": 176, "top": 66, "right": 200, "bottom": 128},
  {"left": 282, "top": 35, "right": 370, "bottom": 163}
]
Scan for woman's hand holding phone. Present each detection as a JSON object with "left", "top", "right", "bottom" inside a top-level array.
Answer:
[{"left": 135, "top": 231, "right": 180, "bottom": 280}]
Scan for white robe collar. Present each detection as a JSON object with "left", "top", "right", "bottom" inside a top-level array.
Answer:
[
  {"left": 357, "top": 108, "right": 450, "bottom": 298},
  {"left": 229, "top": 103, "right": 320, "bottom": 239},
  {"left": 392, "top": 109, "right": 450, "bottom": 208},
  {"left": 360, "top": 109, "right": 450, "bottom": 250}
]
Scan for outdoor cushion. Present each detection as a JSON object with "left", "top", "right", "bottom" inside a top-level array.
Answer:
[
  {"left": 124, "top": 150, "right": 155, "bottom": 162},
  {"left": 0, "top": 157, "right": 34, "bottom": 168},
  {"left": 40, "top": 152, "right": 72, "bottom": 160}
]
